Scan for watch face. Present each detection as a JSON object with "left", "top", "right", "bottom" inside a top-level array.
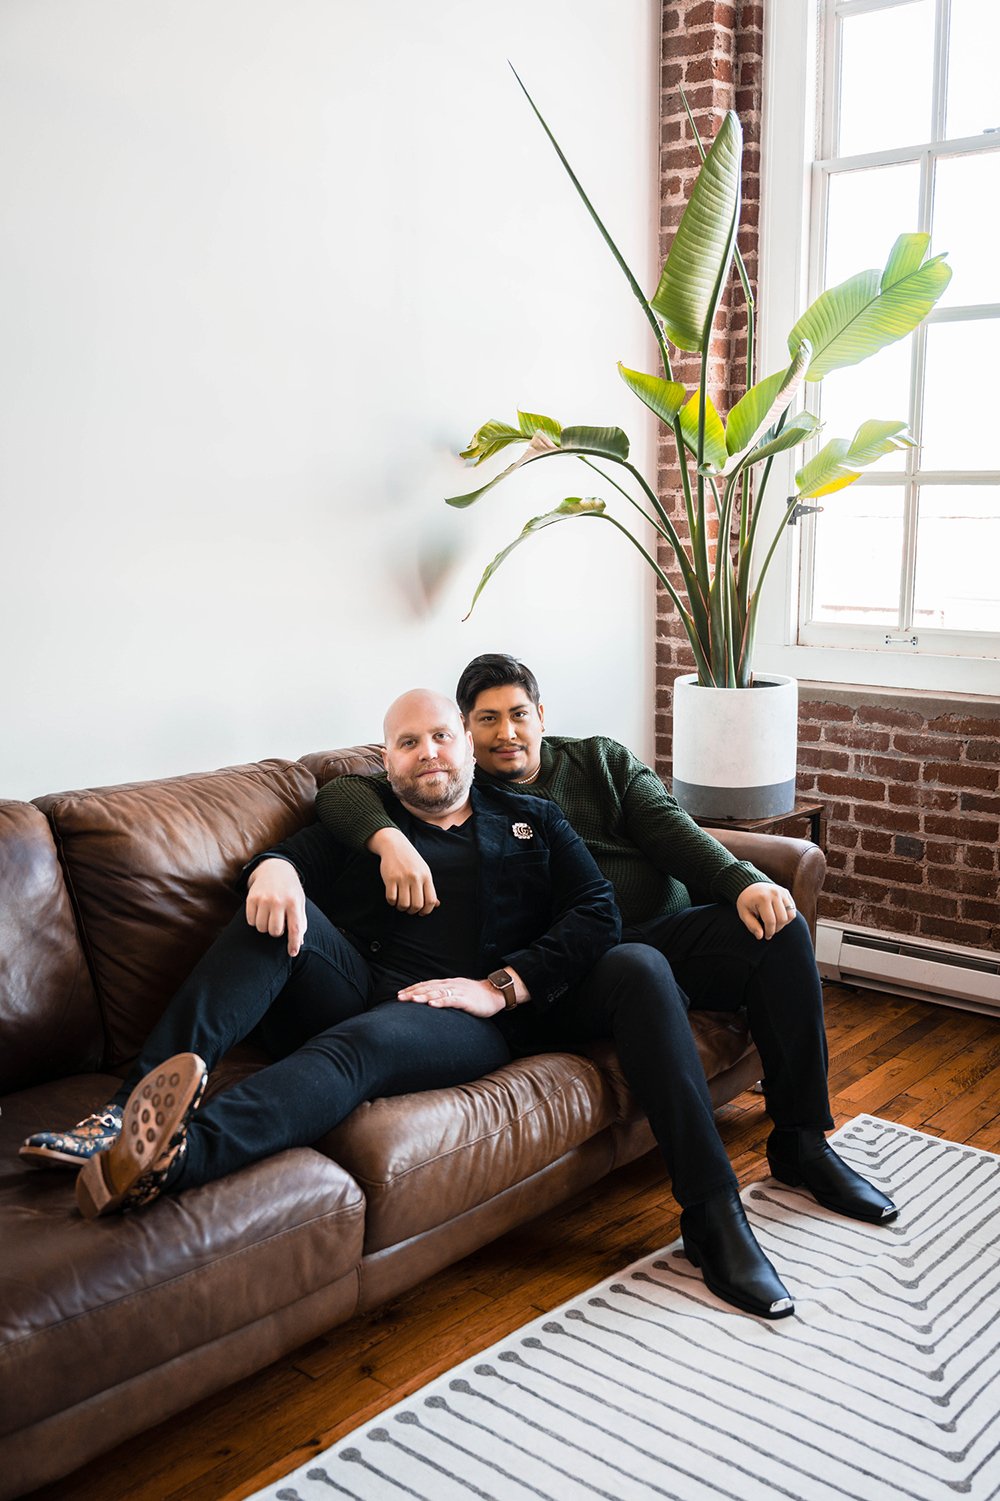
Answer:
[{"left": 489, "top": 968, "right": 513, "bottom": 988}]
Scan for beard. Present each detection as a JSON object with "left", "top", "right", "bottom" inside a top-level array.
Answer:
[{"left": 386, "top": 757, "right": 474, "bottom": 812}]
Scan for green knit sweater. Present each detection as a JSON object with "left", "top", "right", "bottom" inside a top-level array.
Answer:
[{"left": 315, "top": 735, "right": 768, "bottom": 927}]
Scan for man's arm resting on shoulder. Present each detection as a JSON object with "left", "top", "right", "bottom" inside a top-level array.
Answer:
[{"left": 316, "top": 773, "right": 438, "bottom": 915}]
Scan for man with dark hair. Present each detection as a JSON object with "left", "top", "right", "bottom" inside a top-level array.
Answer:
[
  {"left": 21, "top": 691, "right": 622, "bottom": 1224},
  {"left": 316, "top": 654, "right": 897, "bottom": 1318}
]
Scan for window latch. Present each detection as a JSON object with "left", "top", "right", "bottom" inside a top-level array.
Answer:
[
  {"left": 884, "top": 634, "right": 918, "bottom": 646},
  {"left": 786, "top": 500, "right": 823, "bottom": 525}
]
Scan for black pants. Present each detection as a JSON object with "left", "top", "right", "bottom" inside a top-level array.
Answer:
[
  {"left": 113, "top": 903, "right": 830, "bottom": 1207},
  {"left": 530, "top": 907, "right": 832, "bottom": 1206},
  {"left": 111, "top": 901, "right": 511, "bottom": 1192}
]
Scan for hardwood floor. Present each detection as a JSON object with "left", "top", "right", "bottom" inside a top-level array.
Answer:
[{"left": 32, "top": 984, "right": 1000, "bottom": 1501}]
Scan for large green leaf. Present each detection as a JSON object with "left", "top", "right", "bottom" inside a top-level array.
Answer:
[
  {"left": 617, "top": 363, "right": 687, "bottom": 426},
  {"left": 794, "top": 418, "right": 913, "bottom": 498},
  {"left": 723, "top": 339, "right": 812, "bottom": 462},
  {"left": 462, "top": 498, "right": 605, "bottom": 618},
  {"left": 447, "top": 431, "right": 561, "bottom": 508},
  {"left": 846, "top": 418, "right": 914, "bottom": 465},
  {"left": 517, "top": 409, "right": 562, "bottom": 442},
  {"left": 650, "top": 112, "right": 743, "bottom": 353},
  {"left": 744, "top": 411, "right": 821, "bottom": 466},
  {"left": 794, "top": 439, "right": 859, "bottom": 499},
  {"left": 789, "top": 237, "right": 952, "bottom": 380},
  {"left": 678, "top": 393, "right": 727, "bottom": 473},
  {"left": 559, "top": 425, "right": 630, "bottom": 461},
  {"left": 460, "top": 420, "right": 527, "bottom": 465}
]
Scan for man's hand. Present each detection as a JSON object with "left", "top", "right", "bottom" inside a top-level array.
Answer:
[
  {"left": 368, "top": 828, "right": 439, "bottom": 915},
  {"left": 246, "top": 858, "right": 307, "bottom": 957},
  {"left": 396, "top": 977, "right": 506, "bottom": 1017},
  {"left": 736, "top": 882, "right": 797, "bottom": 940}
]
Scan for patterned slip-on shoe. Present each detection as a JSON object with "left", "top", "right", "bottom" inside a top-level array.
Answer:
[
  {"left": 75, "top": 1053, "right": 207, "bottom": 1220},
  {"left": 20, "top": 1105, "right": 125, "bottom": 1169}
]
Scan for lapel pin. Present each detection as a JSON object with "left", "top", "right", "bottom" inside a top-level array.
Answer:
[{"left": 512, "top": 822, "right": 534, "bottom": 840}]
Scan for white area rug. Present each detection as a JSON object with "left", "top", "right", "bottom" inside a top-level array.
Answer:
[{"left": 254, "top": 1116, "right": 1000, "bottom": 1501}]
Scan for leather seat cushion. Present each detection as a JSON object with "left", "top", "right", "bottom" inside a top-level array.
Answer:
[
  {"left": 0, "top": 1078, "right": 365, "bottom": 1437},
  {"left": 317, "top": 1052, "right": 617, "bottom": 1253}
]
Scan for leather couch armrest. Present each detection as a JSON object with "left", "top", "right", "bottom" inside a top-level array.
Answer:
[{"left": 706, "top": 829, "right": 827, "bottom": 945}]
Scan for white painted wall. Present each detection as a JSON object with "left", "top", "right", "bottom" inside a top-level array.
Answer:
[{"left": 0, "top": 0, "right": 658, "bottom": 800}]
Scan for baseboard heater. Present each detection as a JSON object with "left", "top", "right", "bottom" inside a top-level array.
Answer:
[{"left": 816, "top": 920, "right": 1000, "bottom": 1017}]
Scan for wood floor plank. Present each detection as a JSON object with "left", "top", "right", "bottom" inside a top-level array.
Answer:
[{"left": 29, "top": 985, "right": 1000, "bottom": 1501}]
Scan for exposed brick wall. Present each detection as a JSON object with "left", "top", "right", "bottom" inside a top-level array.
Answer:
[
  {"left": 655, "top": 1, "right": 764, "bottom": 752},
  {"left": 653, "top": 2, "right": 1000, "bottom": 954},
  {"left": 798, "top": 692, "right": 1000, "bottom": 950}
]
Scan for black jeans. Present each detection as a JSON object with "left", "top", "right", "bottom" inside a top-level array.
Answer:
[
  {"left": 111, "top": 901, "right": 511, "bottom": 1192},
  {"left": 526, "top": 907, "right": 832, "bottom": 1208}
]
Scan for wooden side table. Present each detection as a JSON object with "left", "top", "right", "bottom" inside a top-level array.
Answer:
[{"left": 692, "top": 798, "right": 826, "bottom": 850}]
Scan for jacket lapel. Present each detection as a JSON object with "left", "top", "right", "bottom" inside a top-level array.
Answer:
[{"left": 470, "top": 785, "right": 510, "bottom": 925}]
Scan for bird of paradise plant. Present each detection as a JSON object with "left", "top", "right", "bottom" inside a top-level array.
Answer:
[{"left": 447, "top": 71, "right": 951, "bottom": 687}]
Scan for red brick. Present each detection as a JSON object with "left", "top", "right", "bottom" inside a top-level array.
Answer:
[
  {"left": 962, "top": 845, "right": 998, "bottom": 871},
  {"left": 799, "top": 700, "right": 853, "bottom": 723},
  {"left": 927, "top": 714, "right": 1000, "bottom": 738},
  {"left": 961, "top": 792, "right": 1000, "bottom": 816},
  {"left": 856, "top": 754, "right": 920, "bottom": 782},
  {"left": 925, "top": 813, "right": 999, "bottom": 841},
  {"left": 823, "top": 724, "right": 891, "bottom": 751},
  {"left": 960, "top": 899, "right": 999, "bottom": 924},
  {"left": 894, "top": 784, "right": 959, "bottom": 810},
  {"left": 917, "top": 916, "right": 990, "bottom": 945},
  {"left": 889, "top": 886, "right": 957, "bottom": 915},
  {"left": 854, "top": 705, "right": 925, "bottom": 730},
  {"left": 858, "top": 829, "right": 892, "bottom": 854},
  {"left": 967, "top": 740, "right": 1000, "bottom": 764},
  {"left": 826, "top": 874, "right": 894, "bottom": 901},
  {"left": 872, "top": 906, "right": 920, "bottom": 934},
  {"left": 798, "top": 723, "right": 822, "bottom": 743},
  {"left": 924, "top": 841, "right": 959, "bottom": 866},
  {"left": 855, "top": 855, "right": 924, "bottom": 885},
  {"left": 826, "top": 848, "right": 849, "bottom": 871},
  {"left": 951, "top": 869, "right": 999, "bottom": 897},
  {"left": 818, "top": 893, "right": 852, "bottom": 922},
  {"left": 924, "top": 761, "right": 999, "bottom": 791},
  {"left": 852, "top": 803, "right": 921, "bottom": 833},
  {"left": 893, "top": 732, "right": 962, "bottom": 760},
  {"left": 817, "top": 773, "right": 885, "bottom": 801}
]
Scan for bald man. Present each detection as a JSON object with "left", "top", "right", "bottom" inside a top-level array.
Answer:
[{"left": 23, "top": 691, "right": 621, "bottom": 1219}]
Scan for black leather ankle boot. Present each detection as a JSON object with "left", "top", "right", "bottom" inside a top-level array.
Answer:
[
  {"left": 767, "top": 1128, "right": 898, "bottom": 1223},
  {"left": 680, "top": 1189, "right": 794, "bottom": 1319}
]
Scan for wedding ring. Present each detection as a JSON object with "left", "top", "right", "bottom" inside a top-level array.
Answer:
[{"left": 444, "top": 987, "right": 453, "bottom": 998}]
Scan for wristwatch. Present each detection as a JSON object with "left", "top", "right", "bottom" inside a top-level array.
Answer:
[{"left": 488, "top": 968, "right": 518, "bottom": 1010}]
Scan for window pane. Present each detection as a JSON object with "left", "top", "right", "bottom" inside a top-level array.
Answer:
[
  {"left": 838, "top": 1, "right": 934, "bottom": 157},
  {"left": 809, "top": 487, "right": 903, "bottom": 625},
  {"left": 933, "top": 152, "right": 1000, "bottom": 307},
  {"left": 825, "top": 162, "right": 921, "bottom": 289},
  {"left": 947, "top": 0, "right": 1000, "bottom": 139},
  {"left": 921, "top": 321, "right": 995, "bottom": 470},
  {"left": 913, "top": 487, "right": 1000, "bottom": 631},
  {"left": 818, "top": 336, "right": 912, "bottom": 473}
]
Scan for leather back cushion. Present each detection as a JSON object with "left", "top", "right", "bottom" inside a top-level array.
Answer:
[
  {"left": 0, "top": 802, "right": 103, "bottom": 1092},
  {"left": 298, "top": 744, "right": 384, "bottom": 787},
  {"left": 34, "top": 760, "right": 316, "bottom": 1066}
]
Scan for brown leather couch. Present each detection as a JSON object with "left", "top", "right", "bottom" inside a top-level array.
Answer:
[{"left": 0, "top": 747, "right": 826, "bottom": 1498}]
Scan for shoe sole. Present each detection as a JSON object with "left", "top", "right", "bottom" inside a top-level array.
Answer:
[
  {"left": 769, "top": 1162, "right": 899, "bottom": 1224},
  {"left": 683, "top": 1240, "right": 795, "bottom": 1320},
  {"left": 20, "top": 1142, "right": 113, "bottom": 1170},
  {"left": 76, "top": 1054, "right": 206, "bottom": 1219}
]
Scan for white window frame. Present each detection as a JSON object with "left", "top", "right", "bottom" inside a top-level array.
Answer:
[{"left": 755, "top": 0, "right": 1000, "bottom": 694}]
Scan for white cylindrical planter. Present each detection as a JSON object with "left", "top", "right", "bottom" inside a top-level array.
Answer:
[{"left": 672, "top": 673, "right": 798, "bottom": 819}]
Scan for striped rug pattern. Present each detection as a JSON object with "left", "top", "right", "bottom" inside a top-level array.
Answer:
[{"left": 256, "top": 1116, "right": 1000, "bottom": 1501}]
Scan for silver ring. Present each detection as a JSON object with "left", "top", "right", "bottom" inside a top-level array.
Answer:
[{"left": 444, "top": 987, "right": 453, "bottom": 998}]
